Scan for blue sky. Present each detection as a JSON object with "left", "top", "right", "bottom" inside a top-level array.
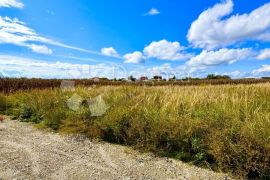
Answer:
[{"left": 0, "top": 0, "right": 270, "bottom": 79}]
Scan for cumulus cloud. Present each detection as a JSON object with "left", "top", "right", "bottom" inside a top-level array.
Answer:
[
  {"left": 123, "top": 51, "right": 145, "bottom": 64},
  {"left": 186, "top": 48, "right": 254, "bottom": 68},
  {"left": 101, "top": 47, "right": 120, "bottom": 58},
  {"left": 144, "top": 8, "right": 160, "bottom": 16},
  {"left": 143, "top": 39, "right": 192, "bottom": 60},
  {"left": 0, "top": 0, "right": 23, "bottom": 9},
  {"left": 222, "top": 70, "right": 247, "bottom": 78},
  {"left": 0, "top": 55, "right": 119, "bottom": 78},
  {"left": 188, "top": 0, "right": 270, "bottom": 49},
  {"left": 0, "top": 16, "right": 99, "bottom": 55},
  {"left": 28, "top": 44, "right": 53, "bottom": 55},
  {"left": 143, "top": 63, "right": 212, "bottom": 79},
  {"left": 257, "top": 48, "right": 270, "bottom": 60},
  {"left": 252, "top": 65, "right": 270, "bottom": 75},
  {"left": 146, "top": 63, "right": 174, "bottom": 77}
]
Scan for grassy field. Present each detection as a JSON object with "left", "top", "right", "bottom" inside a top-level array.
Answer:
[{"left": 1, "top": 84, "right": 270, "bottom": 178}]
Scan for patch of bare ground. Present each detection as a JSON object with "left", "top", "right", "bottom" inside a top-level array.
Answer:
[{"left": 0, "top": 119, "right": 233, "bottom": 180}]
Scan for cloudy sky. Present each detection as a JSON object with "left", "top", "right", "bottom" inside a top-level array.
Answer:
[{"left": 0, "top": 0, "right": 270, "bottom": 79}]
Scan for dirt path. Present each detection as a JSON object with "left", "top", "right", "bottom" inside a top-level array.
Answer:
[{"left": 0, "top": 120, "right": 231, "bottom": 180}]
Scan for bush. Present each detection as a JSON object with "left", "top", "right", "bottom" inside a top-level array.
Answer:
[
  {"left": 0, "top": 94, "right": 7, "bottom": 113},
  {"left": 40, "top": 108, "right": 66, "bottom": 130}
]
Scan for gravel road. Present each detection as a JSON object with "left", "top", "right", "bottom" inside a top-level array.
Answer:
[{"left": 0, "top": 119, "right": 231, "bottom": 180}]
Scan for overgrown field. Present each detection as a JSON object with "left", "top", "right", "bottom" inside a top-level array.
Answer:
[{"left": 1, "top": 84, "right": 270, "bottom": 178}]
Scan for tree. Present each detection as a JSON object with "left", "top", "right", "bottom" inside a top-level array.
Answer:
[
  {"left": 128, "top": 75, "right": 136, "bottom": 82},
  {"left": 206, "top": 74, "right": 216, "bottom": 79},
  {"left": 206, "top": 74, "right": 231, "bottom": 80}
]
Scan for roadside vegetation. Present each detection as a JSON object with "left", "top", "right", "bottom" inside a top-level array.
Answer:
[{"left": 1, "top": 84, "right": 270, "bottom": 178}]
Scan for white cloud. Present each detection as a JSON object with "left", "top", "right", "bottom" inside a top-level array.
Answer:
[
  {"left": 222, "top": 70, "right": 247, "bottom": 78},
  {"left": 0, "top": 55, "right": 119, "bottom": 78},
  {"left": 144, "top": 8, "right": 160, "bottom": 16},
  {"left": 188, "top": 0, "right": 270, "bottom": 49},
  {"left": 228, "top": 70, "right": 243, "bottom": 78},
  {"left": 252, "top": 65, "right": 270, "bottom": 75},
  {"left": 147, "top": 63, "right": 173, "bottom": 77},
  {"left": 123, "top": 51, "right": 145, "bottom": 64},
  {"left": 0, "top": 16, "right": 100, "bottom": 55},
  {"left": 143, "top": 39, "right": 192, "bottom": 60},
  {"left": 28, "top": 44, "right": 53, "bottom": 55},
  {"left": 144, "top": 63, "right": 209, "bottom": 79},
  {"left": 0, "top": 0, "right": 23, "bottom": 9},
  {"left": 257, "top": 48, "right": 270, "bottom": 60},
  {"left": 101, "top": 47, "right": 120, "bottom": 58},
  {"left": 186, "top": 48, "right": 254, "bottom": 68}
]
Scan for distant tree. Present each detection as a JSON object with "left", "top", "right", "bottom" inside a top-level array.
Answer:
[
  {"left": 206, "top": 74, "right": 216, "bottom": 79},
  {"left": 206, "top": 74, "right": 231, "bottom": 80},
  {"left": 182, "top": 77, "right": 201, "bottom": 81},
  {"left": 220, "top": 75, "right": 231, "bottom": 79},
  {"left": 169, "top": 75, "right": 177, "bottom": 81},
  {"left": 128, "top": 75, "right": 136, "bottom": 82}
]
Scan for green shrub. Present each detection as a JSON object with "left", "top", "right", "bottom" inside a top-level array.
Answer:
[
  {"left": 41, "top": 109, "right": 66, "bottom": 130},
  {"left": 0, "top": 94, "right": 7, "bottom": 113},
  {"left": 19, "top": 106, "right": 33, "bottom": 119}
]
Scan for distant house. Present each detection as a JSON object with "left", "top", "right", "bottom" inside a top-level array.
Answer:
[
  {"left": 140, "top": 76, "right": 148, "bottom": 81},
  {"left": 153, "top": 76, "right": 162, "bottom": 80},
  {"left": 90, "top": 77, "right": 100, "bottom": 82}
]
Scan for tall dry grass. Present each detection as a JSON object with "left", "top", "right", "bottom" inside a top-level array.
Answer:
[{"left": 1, "top": 84, "right": 270, "bottom": 178}]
